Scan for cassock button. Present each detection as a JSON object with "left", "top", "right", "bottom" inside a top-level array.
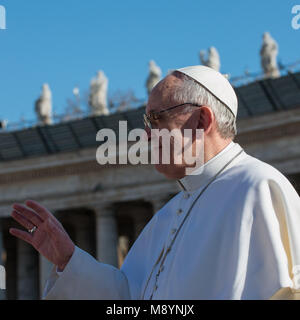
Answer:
[
  {"left": 171, "top": 228, "right": 177, "bottom": 234},
  {"left": 183, "top": 193, "right": 190, "bottom": 199},
  {"left": 160, "top": 265, "right": 165, "bottom": 272},
  {"left": 176, "top": 209, "right": 183, "bottom": 215},
  {"left": 154, "top": 285, "right": 158, "bottom": 291}
]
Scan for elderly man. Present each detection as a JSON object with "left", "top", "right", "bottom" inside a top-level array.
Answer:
[{"left": 10, "top": 66, "right": 300, "bottom": 300}]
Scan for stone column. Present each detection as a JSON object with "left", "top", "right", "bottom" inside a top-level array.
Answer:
[
  {"left": 95, "top": 205, "right": 118, "bottom": 267},
  {"left": 75, "top": 214, "right": 94, "bottom": 255},
  {"left": 17, "top": 240, "right": 39, "bottom": 300},
  {"left": 39, "top": 255, "right": 53, "bottom": 299},
  {"left": 0, "top": 219, "right": 6, "bottom": 300}
]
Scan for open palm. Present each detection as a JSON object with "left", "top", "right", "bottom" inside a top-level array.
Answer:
[{"left": 10, "top": 200, "right": 75, "bottom": 271}]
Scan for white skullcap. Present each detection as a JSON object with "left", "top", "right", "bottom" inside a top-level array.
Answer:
[{"left": 176, "top": 65, "right": 238, "bottom": 118}]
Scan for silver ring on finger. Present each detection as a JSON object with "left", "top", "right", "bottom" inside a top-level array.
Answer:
[{"left": 28, "top": 226, "right": 37, "bottom": 234}]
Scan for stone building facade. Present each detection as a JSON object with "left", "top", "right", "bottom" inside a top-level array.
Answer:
[{"left": 0, "top": 72, "right": 300, "bottom": 299}]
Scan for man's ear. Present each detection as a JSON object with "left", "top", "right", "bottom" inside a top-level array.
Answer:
[{"left": 197, "top": 106, "right": 214, "bottom": 133}]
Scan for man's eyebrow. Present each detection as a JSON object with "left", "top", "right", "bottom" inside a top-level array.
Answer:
[{"left": 146, "top": 108, "right": 161, "bottom": 115}]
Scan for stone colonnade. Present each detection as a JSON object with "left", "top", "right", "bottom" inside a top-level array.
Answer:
[{"left": 0, "top": 196, "right": 171, "bottom": 299}]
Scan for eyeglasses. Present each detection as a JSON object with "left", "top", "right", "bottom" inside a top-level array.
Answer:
[{"left": 143, "top": 102, "right": 203, "bottom": 129}]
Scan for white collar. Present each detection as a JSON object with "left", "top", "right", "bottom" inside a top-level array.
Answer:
[{"left": 178, "top": 142, "right": 244, "bottom": 192}]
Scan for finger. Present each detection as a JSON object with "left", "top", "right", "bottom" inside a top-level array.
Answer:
[
  {"left": 12, "top": 203, "right": 43, "bottom": 226},
  {"left": 9, "top": 228, "right": 33, "bottom": 245},
  {"left": 24, "top": 200, "right": 52, "bottom": 221},
  {"left": 11, "top": 210, "right": 35, "bottom": 230}
]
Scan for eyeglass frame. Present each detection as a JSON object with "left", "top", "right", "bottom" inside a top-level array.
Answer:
[{"left": 143, "top": 102, "right": 203, "bottom": 129}]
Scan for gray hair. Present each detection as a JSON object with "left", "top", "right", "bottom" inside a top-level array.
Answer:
[{"left": 171, "top": 71, "right": 237, "bottom": 139}]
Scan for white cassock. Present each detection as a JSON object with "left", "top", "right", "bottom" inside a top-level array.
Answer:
[{"left": 43, "top": 142, "right": 300, "bottom": 300}]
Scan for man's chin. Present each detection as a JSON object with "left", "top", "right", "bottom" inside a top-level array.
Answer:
[{"left": 154, "top": 164, "right": 186, "bottom": 180}]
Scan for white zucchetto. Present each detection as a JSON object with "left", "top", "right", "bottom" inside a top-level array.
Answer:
[{"left": 176, "top": 65, "right": 238, "bottom": 117}]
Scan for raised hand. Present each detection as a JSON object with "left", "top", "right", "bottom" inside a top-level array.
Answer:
[{"left": 9, "top": 200, "right": 75, "bottom": 271}]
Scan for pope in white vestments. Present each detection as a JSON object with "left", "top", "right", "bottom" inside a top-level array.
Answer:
[{"left": 9, "top": 66, "right": 300, "bottom": 300}]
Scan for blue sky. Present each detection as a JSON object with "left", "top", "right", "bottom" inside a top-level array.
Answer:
[{"left": 0, "top": 0, "right": 299, "bottom": 123}]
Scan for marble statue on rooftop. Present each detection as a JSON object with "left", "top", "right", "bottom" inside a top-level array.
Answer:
[
  {"left": 199, "top": 46, "right": 221, "bottom": 72},
  {"left": 35, "top": 84, "right": 53, "bottom": 125},
  {"left": 89, "top": 71, "right": 110, "bottom": 116},
  {"left": 260, "top": 32, "right": 280, "bottom": 79},
  {"left": 146, "top": 60, "right": 162, "bottom": 95},
  {"left": 0, "top": 119, "right": 7, "bottom": 130}
]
